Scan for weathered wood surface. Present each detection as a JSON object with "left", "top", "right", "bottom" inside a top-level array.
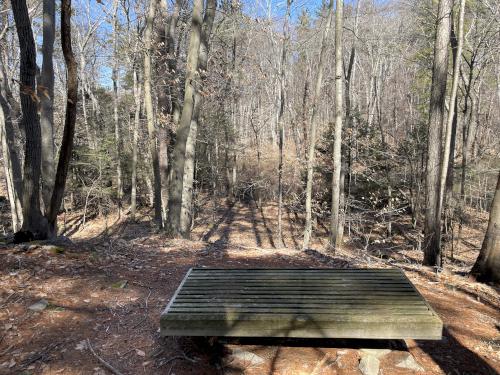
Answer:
[{"left": 160, "top": 268, "right": 443, "bottom": 340}]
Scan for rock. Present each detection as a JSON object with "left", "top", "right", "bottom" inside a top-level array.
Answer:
[
  {"left": 359, "top": 355, "right": 380, "bottom": 375},
  {"left": 396, "top": 353, "right": 425, "bottom": 372},
  {"left": 28, "top": 299, "right": 48, "bottom": 312},
  {"left": 230, "top": 349, "right": 265, "bottom": 366},
  {"left": 359, "top": 348, "right": 391, "bottom": 358}
]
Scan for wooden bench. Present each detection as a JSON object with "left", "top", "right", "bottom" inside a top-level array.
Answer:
[{"left": 160, "top": 268, "right": 443, "bottom": 340}]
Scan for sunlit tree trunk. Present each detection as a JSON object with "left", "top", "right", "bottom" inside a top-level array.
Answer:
[
  {"left": 167, "top": 0, "right": 203, "bottom": 237},
  {"left": 111, "top": 0, "right": 123, "bottom": 216},
  {"left": 144, "top": 0, "right": 163, "bottom": 227},
  {"left": 302, "top": 0, "right": 333, "bottom": 250},
  {"left": 277, "top": 0, "right": 291, "bottom": 248},
  {"left": 179, "top": 0, "right": 217, "bottom": 235},
  {"left": 130, "top": 64, "right": 141, "bottom": 220},
  {"left": 0, "top": 27, "right": 23, "bottom": 231},
  {"left": 329, "top": 0, "right": 344, "bottom": 250},
  {"left": 423, "top": 0, "right": 453, "bottom": 267}
]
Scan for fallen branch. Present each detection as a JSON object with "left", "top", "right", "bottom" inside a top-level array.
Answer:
[{"left": 87, "top": 339, "right": 125, "bottom": 375}]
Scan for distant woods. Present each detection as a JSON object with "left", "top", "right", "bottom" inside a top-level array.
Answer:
[{"left": 1, "top": 0, "right": 499, "bottom": 280}]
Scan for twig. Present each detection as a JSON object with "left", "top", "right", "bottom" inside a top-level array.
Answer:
[{"left": 87, "top": 339, "right": 125, "bottom": 375}]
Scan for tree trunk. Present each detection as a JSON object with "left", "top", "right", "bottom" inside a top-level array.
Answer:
[
  {"left": 40, "top": 0, "right": 55, "bottom": 212},
  {"left": 0, "top": 30, "right": 23, "bottom": 231},
  {"left": 302, "top": 0, "right": 334, "bottom": 250},
  {"left": 167, "top": 0, "right": 203, "bottom": 237},
  {"left": 130, "top": 64, "right": 141, "bottom": 220},
  {"left": 11, "top": 0, "right": 48, "bottom": 239},
  {"left": 423, "top": 0, "right": 453, "bottom": 267},
  {"left": 470, "top": 172, "right": 500, "bottom": 282},
  {"left": 329, "top": 0, "right": 344, "bottom": 250},
  {"left": 144, "top": 0, "right": 163, "bottom": 227},
  {"left": 276, "top": 0, "right": 291, "bottom": 248},
  {"left": 46, "top": 0, "right": 78, "bottom": 236},
  {"left": 111, "top": 0, "right": 123, "bottom": 216},
  {"left": 179, "top": 0, "right": 217, "bottom": 236},
  {"left": 439, "top": 0, "right": 465, "bottom": 251}
]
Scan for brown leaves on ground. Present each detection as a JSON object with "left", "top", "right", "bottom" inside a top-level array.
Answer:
[{"left": 0, "top": 201, "right": 499, "bottom": 374}]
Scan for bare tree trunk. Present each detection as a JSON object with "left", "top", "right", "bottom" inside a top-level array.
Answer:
[
  {"left": 277, "top": 0, "right": 291, "bottom": 248},
  {"left": 167, "top": 0, "right": 203, "bottom": 237},
  {"left": 40, "top": 0, "right": 55, "bottom": 212},
  {"left": 0, "top": 95, "right": 23, "bottom": 231},
  {"left": 179, "top": 0, "right": 217, "bottom": 236},
  {"left": 0, "top": 29, "right": 23, "bottom": 231},
  {"left": 302, "top": 0, "right": 333, "bottom": 250},
  {"left": 423, "top": 0, "right": 453, "bottom": 267},
  {"left": 46, "top": 0, "right": 78, "bottom": 236},
  {"left": 111, "top": 0, "right": 123, "bottom": 217},
  {"left": 11, "top": 0, "right": 48, "bottom": 239},
  {"left": 329, "top": 0, "right": 344, "bottom": 250},
  {"left": 144, "top": 0, "right": 163, "bottom": 227},
  {"left": 130, "top": 64, "right": 141, "bottom": 220},
  {"left": 470, "top": 172, "right": 500, "bottom": 282},
  {"left": 439, "top": 0, "right": 465, "bottom": 251}
]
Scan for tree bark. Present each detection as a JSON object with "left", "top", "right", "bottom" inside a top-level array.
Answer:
[
  {"left": 167, "top": 0, "right": 203, "bottom": 237},
  {"left": 423, "top": 0, "right": 453, "bottom": 267},
  {"left": 40, "top": 0, "right": 55, "bottom": 212},
  {"left": 111, "top": 0, "right": 123, "bottom": 216},
  {"left": 179, "top": 0, "right": 217, "bottom": 236},
  {"left": 470, "top": 172, "right": 500, "bottom": 282},
  {"left": 11, "top": 0, "right": 48, "bottom": 239},
  {"left": 276, "top": 0, "right": 291, "bottom": 248},
  {"left": 130, "top": 63, "right": 141, "bottom": 220},
  {"left": 144, "top": 0, "right": 163, "bottom": 227},
  {"left": 46, "top": 0, "right": 78, "bottom": 235},
  {"left": 302, "top": 0, "right": 334, "bottom": 250},
  {"left": 329, "top": 0, "right": 344, "bottom": 250},
  {"left": 0, "top": 26, "right": 23, "bottom": 231}
]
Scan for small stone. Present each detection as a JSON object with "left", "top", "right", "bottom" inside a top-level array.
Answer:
[
  {"left": 359, "top": 349, "right": 391, "bottom": 358},
  {"left": 230, "top": 349, "right": 265, "bottom": 366},
  {"left": 359, "top": 355, "right": 380, "bottom": 375},
  {"left": 28, "top": 299, "right": 48, "bottom": 312},
  {"left": 396, "top": 353, "right": 425, "bottom": 372}
]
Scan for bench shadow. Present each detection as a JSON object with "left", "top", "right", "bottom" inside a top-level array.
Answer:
[{"left": 416, "top": 327, "right": 498, "bottom": 375}]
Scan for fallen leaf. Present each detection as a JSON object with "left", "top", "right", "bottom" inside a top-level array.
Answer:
[{"left": 136, "top": 349, "right": 145, "bottom": 357}]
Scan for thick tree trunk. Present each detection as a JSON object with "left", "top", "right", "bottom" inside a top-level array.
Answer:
[
  {"left": 423, "top": 0, "right": 453, "bottom": 267},
  {"left": 276, "top": 0, "right": 291, "bottom": 248},
  {"left": 167, "top": 0, "right": 203, "bottom": 237},
  {"left": 470, "top": 173, "right": 500, "bottom": 282},
  {"left": 329, "top": 0, "right": 344, "bottom": 250},
  {"left": 11, "top": 0, "right": 49, "bottom": 239},
  {"left": 302, "top": 0, "right": 333, "bottom": 250},
  {"left": 46, "top": 0, "right": 78, "bottom": 235},
  {"left": 144, "top": 0, "right": 163, "bottom": 227},
  {"left": 179, "top": 0, "right": 216, "bottom": 236},
  {"left": 40, "top": 0, "right": 55, "bottom": 212}
]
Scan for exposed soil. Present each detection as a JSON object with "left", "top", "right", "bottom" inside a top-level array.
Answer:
[{"left": 0, "top": 201, "right": 499, "bottom": 375}]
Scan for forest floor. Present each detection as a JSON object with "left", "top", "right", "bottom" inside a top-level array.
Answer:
[{"left": 0, "top": 200, "right": 499, "bottom": 375}]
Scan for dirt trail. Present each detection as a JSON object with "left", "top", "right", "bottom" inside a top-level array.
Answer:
[{"left": 0, "top": 201, "right": 499, "bottom": 374}]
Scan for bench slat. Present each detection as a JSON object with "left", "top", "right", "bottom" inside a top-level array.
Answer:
[{"left": 160, "top": 268, "right": 443, "bottom": 340}]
